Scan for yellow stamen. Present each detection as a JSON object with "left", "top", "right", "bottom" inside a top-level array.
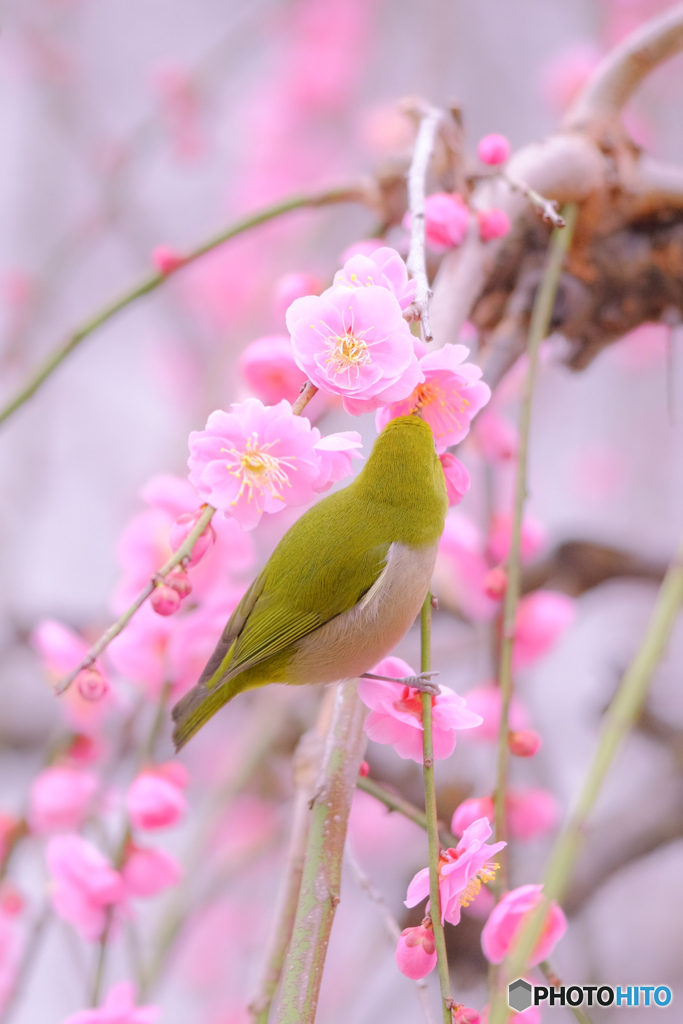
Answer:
[
  {"left": 222, "top": 437, "right": 296, "bottom": 506},
  {"left": 459, "top": 863, "right": 500, "bottom": 908}
]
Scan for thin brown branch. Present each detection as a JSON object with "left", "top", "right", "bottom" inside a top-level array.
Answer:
[{"left": 403, "top": 100, "right": 443, "bottom": 343}]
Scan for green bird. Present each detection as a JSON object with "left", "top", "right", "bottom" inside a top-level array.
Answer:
[{"left": 172, "top": 414, "right": 448, "bottom": 750}]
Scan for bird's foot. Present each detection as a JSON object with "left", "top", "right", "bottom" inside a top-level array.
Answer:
[{"left": 361, "top": 670, "right": 440, "bottom": 695}]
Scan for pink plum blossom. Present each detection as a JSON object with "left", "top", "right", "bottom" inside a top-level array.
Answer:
[
  {"left": 406, "top": 818, "right": 506, "bottom": 925},
  {"left": 439, "top": 453, "right": 471, "bottom": 506},
  {"left": 331, "top": 246, "right": 417, "bottom": 311},
  {"left": 46, "top": 835, "right": 126, "bottom": 941},
  {"left": 122, "top": 844, "right": 183, "bottom": 898},
  {"left": 31, "top": 620, "right": 112, "bottom": 734},
  {"left": 286, "top": 286, "right": 422, "bottom": 413},
  {"left": 126, "top": 764, "right": 188, "bottom": 831},
  {"left": 274, "top": 272, "right": 322, "bottom": 318},
  {"left": 28, "top": 767, "right": 98, "bottom": 834},
  {"left": 376, "top": 344, "right": 490, "bottom": 451},
  {"left": 404, "top": 193, "right": 470, "bottom": 253},
  {"left": 483, "top": 566, "right": 507, "bottom": 600},
  {"left": 473, "top": 410, "right": 518, "bottom": 462},
  {"left": 188, "top": 399, "right": 345, "bottom": 530},
  {"left": 459, "top": 685, "right": 530, "bottom": 742},
  {"left": 240, "top": 335, "right": 308, "bottom": 406},
  {"left": 358, "top": 657, "right": 482, "bottom": 762},
  {"left": 487, "top": 513, "right": 546, "bottom": 564},
  {"left": 62, "top": 981, "right": 160, "bottom": 1023},
  {"left": 514, "top": 591, "right": 576, "bottom": 669},
  {"left": 312, "top": 430, "right": 363, "bottom": 491},
  {"left": 477, "top": 133, "right": 511, "bottom": 165},
  {"left": 507, "top": 788, "right": 560, "bottom": 841},
  {"left": 395, "top": 923, "right": 437, "bottom": 979},
  {"left": 477, "top": 209, "right": 510, "bottom": 241},
  {"left": 480, "top": 884, "right": 567, "bottom": 966},
  {"left": 112, "top": 475, "right": 254, "bottom": 613}
]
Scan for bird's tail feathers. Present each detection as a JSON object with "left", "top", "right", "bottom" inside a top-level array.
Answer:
[{"left": 172, "top": 679, "right": 237, "bottom": 750}]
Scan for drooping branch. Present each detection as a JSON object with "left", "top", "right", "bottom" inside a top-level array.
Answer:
[
  {"left": 0, "top": 185, "right": 364, "bottom": 428},
  {"left": 487, "top": 531, "right": 683, "bottom": 1023}
]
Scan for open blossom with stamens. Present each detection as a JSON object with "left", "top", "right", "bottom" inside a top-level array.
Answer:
[
  {"left": 286, "top": 285, "right": 422, "bottom": 413},
  {"left": 405, "top": 818, "right": 506, "bottom": 925},
  {"left": 188, "top": 399, "right": 358, "bottom": 530},
  {"left": 331, "top": 246, "right": 417, "bottom": 311},
  {"left": 358, "top": 657, "right": 482, "bottom": 762},
  {"left": 481, "top": 883, "right": 567, "bottom": 966},
  {"left": 376, "top": 344, "right": 491, "bottom": 451}
]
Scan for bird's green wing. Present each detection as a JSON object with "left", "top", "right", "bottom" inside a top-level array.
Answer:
[{"left": 224, "top": 536, "right": 392, "bottom": 677}]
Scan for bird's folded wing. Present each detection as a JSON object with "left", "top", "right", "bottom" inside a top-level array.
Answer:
[{"left": 219, "top": 539, "right": 392, "bottom": 679}]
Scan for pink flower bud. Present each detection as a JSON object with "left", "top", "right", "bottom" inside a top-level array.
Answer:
[
  {"left": 150, "top": 584, "right": 181, "bottom": 617},
  {"left": 66, "top": 735, "right": 102, "bottom": 765},
  {"left": 483, "top": 566, "right": 507, "bottom": 600},
  {"left": 126, "top": 769, "right": 188, "bottom": 831},
  {"left": 358, "top": 761, "right": 370, "bottom": 777},
  {"left": 169, "top": 509, "right": 216, "bottom": 567},
  {"left": 451, "top": 797, "right": 494, "bottom": 837},
  {"left": 477, "top": 209, "right": 510, "bottom": 242},
  {"left": 508, "top": 729, "right": 542, "bottom": 758},
  {"left": 76, "top": 668, "right": 109, "bottom": 702},
  {"left": 404, "top": 193, "right": 470, "bottom": 253},
  {"left": 165, "top": 567, "right": 192, "bottom": 599},
  {"left": 151, "top": 245, "right": 185, "bottom": 275},
  {"left": 395, "top": 923, "right": 437, "bottom": 979},
  {"left": 477, "top": 133, "right": 510, "bottom": 165},
  {"left": 452, "top": 1007, "right": 481, "bottom": 1024},
  {"left": 274, "top": 272, "right": 322, "bottom": 318}
]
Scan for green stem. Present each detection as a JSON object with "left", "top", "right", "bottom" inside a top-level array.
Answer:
[
  {"left": 493, "top": 205, "right": 577, "bottom": 888},
  {"left": 0, "top": 184, "right": 364, "bottom": 427},
  {"left": 539, "top": 962, "right": 594, "bottom": 1024},
  {"left": 55, "top": 504, "right": 215, "bottom": 696},
  {"left": 489, "top": 536, "right": 683, "bottom": 1022},
  {"left": 420, "top": 594, "right": 452, "bottom": 1024}
]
